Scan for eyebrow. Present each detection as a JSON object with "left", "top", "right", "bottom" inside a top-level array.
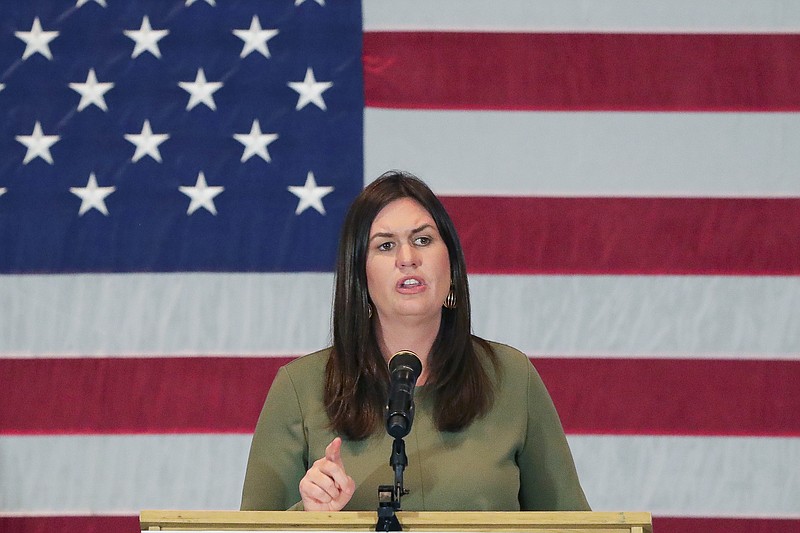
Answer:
[{"left": 369, "top": 223, "right": 435, "bottom": 241}]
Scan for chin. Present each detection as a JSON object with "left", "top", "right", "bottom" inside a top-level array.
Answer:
[{"left": 394, "top": 305, "right": 440, "bottom": 319}]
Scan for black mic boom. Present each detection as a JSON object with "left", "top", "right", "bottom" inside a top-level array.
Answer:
[{"left": 385, "top": 350, "right": 423, "bottom": 439}]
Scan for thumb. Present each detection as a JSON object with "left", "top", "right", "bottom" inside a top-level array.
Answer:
[{"left": 325, "top": 436, "right": 343, "bottom": 465}]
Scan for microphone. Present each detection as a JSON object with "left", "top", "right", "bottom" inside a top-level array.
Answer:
[{"left": 385, "top": 350, "right": 423, "bottom": 439}]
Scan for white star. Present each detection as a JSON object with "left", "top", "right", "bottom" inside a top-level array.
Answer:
[
  {"left": 186, "top": 0, "right": 216, "bottom": 5},
  {"left": 233, "top": 16, "right": 279, "bottom": 59},
  {"left": 233, "top": 120, "right": 278, "bottom": 163},
  {"left": 124, "top": 16, "right": 169, "bottom": 59},
  {"left": 70, "top": 172, "right": 116, "bottom": 216},
  {"left": 15, "top": 17, "right": 59, "bottom": 61},
  {"left": 288, "top": 67, "right": 332, "bottom": 111},
  {"left": 125, "top": 120, "right": 170, "bottom": 163},
  {"left": 76, "top": 0, "right": 107, "bottom": 7},
  {"left": 179, "top": 172, "right": 224, "bottom": 215},
  {"left": 295, "top": 0, "right": 326, "bottom": 5},
  {"left": 16, "top": 121, "right": 60, "bottom": 165},
  {"left": 69, "top": 68, "right": 114, "bottom": 111},
  {"left": 288, "top": 171, "right": 334, "bottom": 215},
  {"left": 178, "top": 68, "right": 223, "bottom": 111}
]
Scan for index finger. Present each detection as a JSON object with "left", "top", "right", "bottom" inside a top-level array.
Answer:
[
  {"left": 321, "top": 437, "right": 352, "bottom": 491},
  {"left": 325, "top": 437, "right": 343, "bottom": 465}
]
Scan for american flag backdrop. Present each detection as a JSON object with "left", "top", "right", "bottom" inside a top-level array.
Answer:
[{"left": 1, "top": 1, "right": 799, "bottom": 532}]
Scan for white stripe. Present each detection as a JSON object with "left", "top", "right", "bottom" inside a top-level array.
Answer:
[
  {"left": 569, "top": 435, "right": 800, "bottom": 518},
  {"left": 1, "top": 274, "right": 798, "bottom": 359},
  {"left": 0, "top": 435, "right": 249, "bottom": 513},
  {"left": 0, "top": 273, "right": 334, "bottom": 358},
  {"left": 469, "top": 275, "right": 800, "bottom": 360},
  {"left": 365, "top": 109, "right": 800, "bottom": 198},
  {"left": 364, "top": 0, "right": 800, "bottom": 33},
  {"left": 2, "top": 434, "right": 798, "bottom": 517}
]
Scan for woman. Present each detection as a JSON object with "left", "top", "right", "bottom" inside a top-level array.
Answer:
[{"left": 241, "top": 171, "right": 589, "bottom": 511}]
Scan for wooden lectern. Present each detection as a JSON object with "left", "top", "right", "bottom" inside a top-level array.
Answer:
[{"left": 140, "top": 510, "right": 653, "bottom": 533}]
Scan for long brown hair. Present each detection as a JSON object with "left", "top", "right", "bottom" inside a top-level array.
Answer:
[{"left": 324, "top": 170, "right": 498, "bottom": 440}]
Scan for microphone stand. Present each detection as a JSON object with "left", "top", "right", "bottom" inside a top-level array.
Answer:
[
  {"left": 375, "top": 437, "right": 408, "bottom": 532},
  {"left": 377, "top": 351, "right": 421, "bottom": 532}
]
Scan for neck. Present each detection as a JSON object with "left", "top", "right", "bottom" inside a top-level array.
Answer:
[{"left": 374, "top": 314, "right": 441, "bottom": 384}]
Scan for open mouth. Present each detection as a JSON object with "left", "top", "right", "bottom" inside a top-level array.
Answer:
[{"left": 398, "top": 277, "right": 424, "bottom": 289}]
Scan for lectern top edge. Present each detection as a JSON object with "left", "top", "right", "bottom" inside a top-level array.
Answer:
[{"left": 139, "top": 510, "right": 653, "bottom": 533}]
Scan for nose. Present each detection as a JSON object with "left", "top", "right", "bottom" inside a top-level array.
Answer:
[{"left": 396, "top": 243, "right": 420, "bottom": 268}]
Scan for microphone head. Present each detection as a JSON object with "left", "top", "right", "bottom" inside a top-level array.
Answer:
[
  {"left": 385, "top": 350, "right": 422, "bottom": 439},
  {"left": 388, "top": 350, "right": 422, "bottom": 378}
]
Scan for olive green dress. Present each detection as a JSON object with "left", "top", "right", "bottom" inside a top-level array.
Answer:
[{"left": 241, "top": 341, "right": 589, "bottom": 511}]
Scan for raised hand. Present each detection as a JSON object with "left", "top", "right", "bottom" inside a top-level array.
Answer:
[{"left": 299, "top": 437, "right": 356, "bottom": 511}]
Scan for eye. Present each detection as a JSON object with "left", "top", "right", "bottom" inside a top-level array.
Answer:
[
  {"left": 377, "top": 241, "right": 394, "bottom": 251},
  {"left": 413, "top": 236, "right": 432, "bottom": 246}
]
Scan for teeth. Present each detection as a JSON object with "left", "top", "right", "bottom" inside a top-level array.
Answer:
[{"left": 402, "top": 279, "right": 421, "bottom": 287}]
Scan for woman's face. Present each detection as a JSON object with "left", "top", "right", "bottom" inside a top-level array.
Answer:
[{"left": 366, "top": 197, "right": 451, "bottom": 325}]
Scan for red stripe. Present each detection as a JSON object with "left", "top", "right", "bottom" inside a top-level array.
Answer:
[
  {"left": 536, "top": 358, "right": 800, "bottom": 436},
  {"left": 654, "top": 517, "right": 800, "bottom": 533},
  {"left": 363, "top": 32, "right": 800, "bottom": 111},
  {"left": 1, "top": 357, "right": 798, "bottom": 436},
  {"left": 0, "top": 357, "right": 290, "bottom": 434},
  {"left": 1, "top": 515, "right": 797, "bottom": 533},
  {"left": 0, "top": 516, "right": 139, "bottom": 533},
  {"left": 441, "top": 197, "right": 800, "bottom": 275}
]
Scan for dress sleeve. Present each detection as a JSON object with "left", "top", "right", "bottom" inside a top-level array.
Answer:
[
  {"left": 517, "top": 361, "right": 591, "bottom": 510},
  {"left": 240, "top": 366, "right": 308, "bottom": 510}
]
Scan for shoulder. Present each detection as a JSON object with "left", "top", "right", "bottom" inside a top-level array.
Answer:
[
  {"left": 474, "top": 338, "right": 534, "bottom": 374},
  {"left": 477, "top": 340, "right": 559, "bottom": 416},
  {"left": 275, "top": 347, "right": 331, "bottom": 395},
  {"left": 261, "top": 348, "right": 331, "bottom": 421},
  {"left": 485, "top": 339, "right": 530, "bottom": 362},
  {"left": 282, "top": 347, "right": 331, "bottom": 374}
]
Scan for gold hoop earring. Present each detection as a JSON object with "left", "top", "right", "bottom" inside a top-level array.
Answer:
[{"left": 443, "top": 289, "right": 456, "bottom": 309}]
